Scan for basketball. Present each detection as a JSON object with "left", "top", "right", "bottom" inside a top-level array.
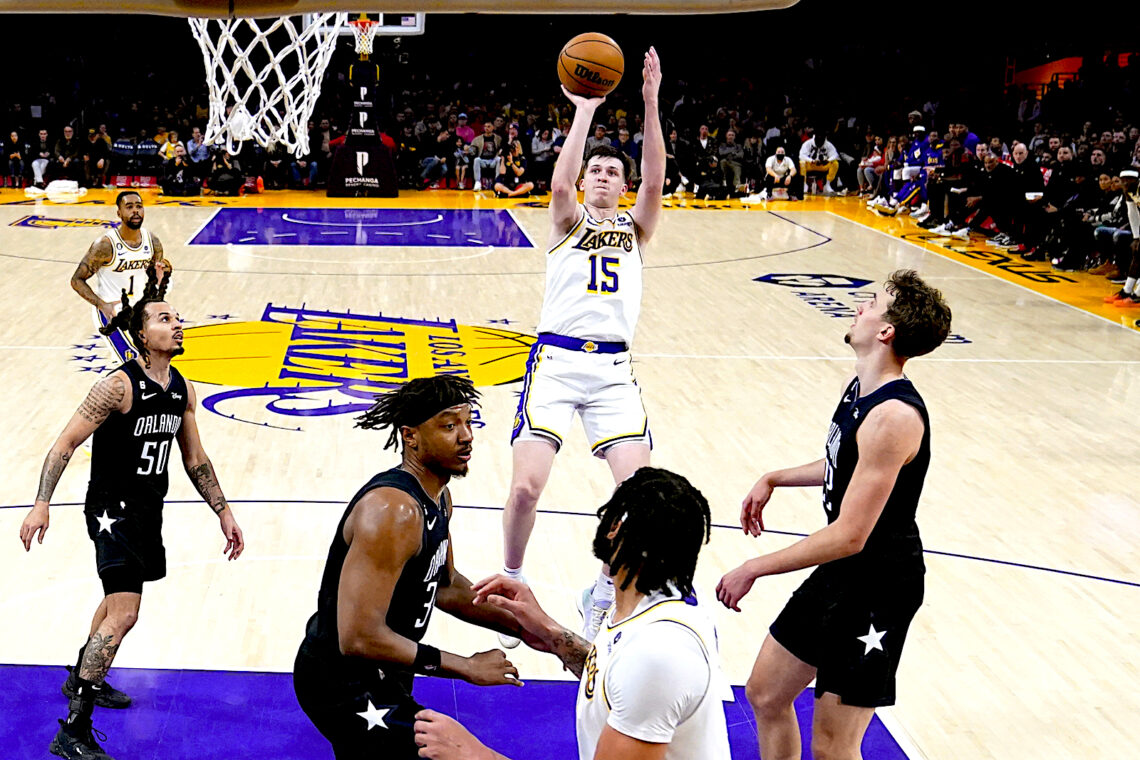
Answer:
[{"left": 557, "top": 32, "right": 624, "bottom": 98}]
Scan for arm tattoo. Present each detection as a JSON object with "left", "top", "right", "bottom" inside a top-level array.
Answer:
[
  {"left": 77, "top": 376, "right": 125, "bottom": 425},
  {"left": 36, "top": 450, "right": 71, "bottom": 502},
  {"left": 78, "top": 631, "right": 121, "bottom": 683},
  {"left": 71, "top": 239, "right": 113, "bottom": 307},
  {"left": 550, "top": 628, "right": 590, "bottom": 679},
  {"left": 187, "top": 460, "right": 228, "bottom": 514}
]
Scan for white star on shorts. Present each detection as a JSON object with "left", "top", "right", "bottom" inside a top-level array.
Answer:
[
  {"left": 857, "top": 623, "right": 886, "bottom": 655},
  {"left": 95, "top": 510, "right": 118, "bottom": 535},
  {"left": 357, "top": 700, "right": 391, "bottom": 731}
]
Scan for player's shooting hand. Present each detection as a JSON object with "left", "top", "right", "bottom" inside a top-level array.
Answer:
[
  {"left": 641, "top": 46, "right": 662, "bottom": 103},
  {"left": 716, "top": 561, "right": 759, "bottom": 612},
  {"left": 219, "top": 509, "right": 244, "bottom": 560},
  {"left": 740, "top": 475, "right": 774, "bottom": 536},
  {"left": 472, "top": 574, "right": 557, "bottom": 647},
  {"left": 20, "top": 502, "right": 49, "bottom": 551},
  {"left": 560, "top": 85, "right": 604, "bottom": 111},
  {"left": 463, "top": 649, "right": 522, "bottom": 687},
  {"left": 414, "top": 709, "right": 494, "bottom": 760}
]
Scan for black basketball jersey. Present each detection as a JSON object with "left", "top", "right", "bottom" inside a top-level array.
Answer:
[
  {"left": 88, "top": 360, "right": 188, "bottom": 507},
  {"left": 819, "top": 376, "right": 930, "bottom": 578},
  {"left": 305, "top": 467, "right": 451, "bottom": 671}
]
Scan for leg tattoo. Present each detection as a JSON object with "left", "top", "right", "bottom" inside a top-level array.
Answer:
[{"left": 78, "top": 632, "right": 121, "bottom": 684}]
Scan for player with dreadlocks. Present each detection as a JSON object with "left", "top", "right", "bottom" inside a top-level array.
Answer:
[
  {"left": 293, "top": 375, "right": 534, "bottom": 760},
  {"left": 20, "top": 267, "right": 245, "bottom": 760},
  {"left": 414, "top": 467, "right": 733, "bottom": 760}
]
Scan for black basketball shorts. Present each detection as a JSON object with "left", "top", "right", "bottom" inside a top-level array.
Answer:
[
  {"left": 770, "top": 569, "right": 924, "bottom": 708},
  {"left": 84, "top": 497, "right": 167, "bottom": 595},
  {"left": 293, "top": 640, "right": 425, "bottom": 760}
]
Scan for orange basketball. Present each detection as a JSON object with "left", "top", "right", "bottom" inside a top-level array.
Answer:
[{"left": 557, "top": 33, "right": 624, "bottom": 98}]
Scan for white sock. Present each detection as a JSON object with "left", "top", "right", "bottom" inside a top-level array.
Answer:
[
  {"left": 504, "top": 565, "right": 523, "bottom": 580},
  {"left": 1125, "top": 277, "right": 1138, "bottom": 294},
  {"left": 592, "top": 572, "right": 614, "bottom": 608}
]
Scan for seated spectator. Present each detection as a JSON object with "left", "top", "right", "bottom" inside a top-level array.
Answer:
[
  {"left": 857, "top": 135, "right": 884, "bottom": 196},
  {"left": 30, "top": 128, "right": 53, "bottom": 187},
  {"left": 530, "top": 127, "right": 555, "bottom": 187},
  {"left": 134, "top": 129, "right": 162, "bottom": 174},
  {"left": 83, "top": 128, "right": 110, "bottom": 188},
  {"left": 290, "top": 143, "right": 319, "bottom": 188},
  {"left": 663, "top": 128, "right": 690, "bottom": 195},
  {"left": 455, "top": 113, "right": 474, "bottom": 145},
  {"left": 918, "top": 137, "right": 974, "bottom": 231},
  {"left": 53, "top": 125, "right": 83, "bottom": 182},
  {"left": 612, "top": 127, "right": 641, "bottom": 185},
  {"left": 742, "top": 132, "right": 764, "bottom": 193},
  {"left": 186, "top": 126, "right": 211, "bottom": 178},
  {"left": 1089, "top": 174, "right": 1133, "bottom": 281},
  {"left": 451, "top": 135, "right": 471, "bottom": 189},
  {"left": 5, "top": 131, "right": 26, "bottom": 187},
  {"left": 759, "top": 145, "right": 801, "bottom": 201},
  {"left": 494, "top": 140, "right": 534, "bottom": 198},
  {"left": 395, "top": 124, "right": 421, "bottom": 189},
  {"left": 469, "top": 121, "right": 501, "bottom": 191},
  {"left": 691, "top": 124, "right": 718, "bottom": 193},
  {"left": 1102, "top": 170, "right": 1140, "bottom": 306},
  {"left": 962, "top": 151, "right": 1019, "bottom": 241},
  {"left": 158, "top": 129, "right": 184, "bottom": 162},
  {"left": 419, "top": 127, "right": 452, "bottom": 187},
  {"left": 717, "top": 129, "right": 744, "bottom": 192},
  {"left": 798, "top": 130, "right": 840, "bottom": 195},
  {"left": 111, "top": 131, "right": 137, "bottom": 176},
  {"left": 584, "top": 123, "right": 610, "bottom": 155},
  {"left": 160, "top": 143, "right": 200, "bottom": 196},
  {"left": 262, "top": 140, "right": 289, "bottom": 190},
  {"left": 208, "top": 148, "right": 242, "bottom": 195}
]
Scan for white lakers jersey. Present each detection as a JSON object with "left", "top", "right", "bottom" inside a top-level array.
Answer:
[
  {"left": 575, "top": 589, "right": 732, "bottom": 760},
  {"left": 93, "top": 227, "right": 155, "bottom": 304},
  {"left": 537, "top": 205, "right": 643, "bottom": 345}
]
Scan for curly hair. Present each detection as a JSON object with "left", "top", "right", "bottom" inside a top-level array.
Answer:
[
  {"left": 883, "top": 269, "right": 953, "bottom": 358},
  {"left": 98, "top": 262, "right": 171, "bottom": 367},
  {"left": 592, "top": 467, "right": 712, "bottom": 597}
]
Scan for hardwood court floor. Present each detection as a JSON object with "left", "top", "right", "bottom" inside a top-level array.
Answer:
[{"left": 0, "top": 187, "right": 1137, "bottom": 759}]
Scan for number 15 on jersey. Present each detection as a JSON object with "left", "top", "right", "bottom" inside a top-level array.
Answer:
[{"left": 587, "top": 254, "right": 620, "bottom": 294}]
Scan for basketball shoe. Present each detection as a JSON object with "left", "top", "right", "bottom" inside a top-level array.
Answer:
[{"left": 576, "top": 585, "right": 611, "bottom": 643}]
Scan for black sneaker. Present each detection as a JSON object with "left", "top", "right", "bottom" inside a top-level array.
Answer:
[
  {"left": 49, "top": 719, "right": 116, "bottom": 760},
  {"left": 62, "top": 667, "right": 132, "bottom": 709}
]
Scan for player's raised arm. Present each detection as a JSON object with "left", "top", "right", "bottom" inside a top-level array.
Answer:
[
  {"left": 20, "top": 372, "right": 131, "bottom": 551},
  {"left": 550, "top": 87, "right": 604, "bottom": 235},
  {"left": 150, "top": 233, "right": 172, "bottom": 287},
  {"left": 630, "top": 47, "right": 665, "bottom": 245},
  {"left": 71, "top": 236, "right": 116, "bottom": 320},
  {"left": 176, "top": 382, "right": 244, "bottom": 560}
]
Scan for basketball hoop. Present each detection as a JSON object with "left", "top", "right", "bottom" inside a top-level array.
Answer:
[
  {"left": 188, "top": 12, "right": 347, "bottom": 158},
  {"left": 348, "top": 15, "right": 379, "bottom": 59}
]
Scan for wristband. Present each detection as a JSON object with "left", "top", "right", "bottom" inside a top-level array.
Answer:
[{"left": 413, "top": 644, "right": 442, "bottom": 675}]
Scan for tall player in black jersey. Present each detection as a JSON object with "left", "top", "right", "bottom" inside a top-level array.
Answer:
[
  {"left": 19, "top": 269, "right": 244, "bottom": 760},
  {"left": 293, "top": 375, "right": 532, "bottom": 760},
  {"left": 717, "top": 270, "right": 951, "bottom": 760}
]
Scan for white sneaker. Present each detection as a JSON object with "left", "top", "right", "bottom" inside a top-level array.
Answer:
[
  {"left": 822, "top": 182, "right": 836, "bottom": 196},
  {"left": 741, "top": 191, "right": 767, "bottom": 204},
  {"left": 497, "top": 573, "right": 527, "bottom": 649},
  {"left": 931, "top": 222, "right": 951, "bottom": 235},
  {"left": 951, "top": 227, "right": 970, "bottom": 240},
  {"left": 576, "top": 585, "right": 611, "bottom": 643}
]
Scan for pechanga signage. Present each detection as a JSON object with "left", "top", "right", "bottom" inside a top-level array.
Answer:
[{"left": 173, "top": 305, "right": 535, "bottom": 426}]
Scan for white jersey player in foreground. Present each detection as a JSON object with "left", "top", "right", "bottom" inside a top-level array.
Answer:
[
  {"left": 71, "top": 191, "right": 169, "bottom": 361},
  {"left": 503, "top": 47, "right": 666, "bottom": 644},
  {"left": 416, "top": 467, "right": 731, "bottom": 760}
]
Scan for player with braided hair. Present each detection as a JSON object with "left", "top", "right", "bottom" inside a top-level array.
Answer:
[
  {"left": 294, "top": 375, "right": 533, "bottom": 760},
  {"left": 414, "top": 467, "right": 732, "bottom": 760},
  {"left": 98, "top": 262, "right": 170, "bottom": 367},
  {"left": 20, "top": 285, "right": 244, "bottom": 760}
]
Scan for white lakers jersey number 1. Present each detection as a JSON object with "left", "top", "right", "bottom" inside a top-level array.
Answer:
[
  {"left": 94, "top": 227, "right": 154, "bottom": 304},
  {"left": 537, "top": 205, "right": 643, "bottom": 345}
]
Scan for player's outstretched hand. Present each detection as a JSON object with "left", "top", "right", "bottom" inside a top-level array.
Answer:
[
  {"left": 740, "top": 475, "right": 775, "bottom": 536},
  {"left": 472, "top": 574, "right": 557, "bottom": 650},
  {"left": 560, "top": 85, "right": 605, "bottom": 111},
  {"left": 414, "top": 709, "right": 494, "bottom": 760},
  {"left": 219, "top": 509, "right": 244, "bottom": 560},
  {"left": 716, "top": 561, "right": 758, "bottom": 612},
  {"left": 642, "top": 46, "right": 661, "bottom": 103},
  {"left": 20, "top": 503, "right": 49, "bottom": 551},
  {"left": 463, "top": 649, "right": 522, "bottom": 687}
]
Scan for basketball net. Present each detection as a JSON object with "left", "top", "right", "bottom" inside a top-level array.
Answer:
[
  {"left": 188, "top": 13, "right": 347, "bottom": 158},
  {"left": 348, "top": 16, "right": 379, "bottom": 60}
]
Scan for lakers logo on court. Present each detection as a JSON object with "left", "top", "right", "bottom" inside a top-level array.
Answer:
[{"left": 171, "top": 304, "right": 536, "bottom": 429}]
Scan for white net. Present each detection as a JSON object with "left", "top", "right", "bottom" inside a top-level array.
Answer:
[
  {"left": 349, "top": 20, "right": 379, "bottom": 57},
  {"left": 188, "top": 13, "right": 347, "bottom": 158}
]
